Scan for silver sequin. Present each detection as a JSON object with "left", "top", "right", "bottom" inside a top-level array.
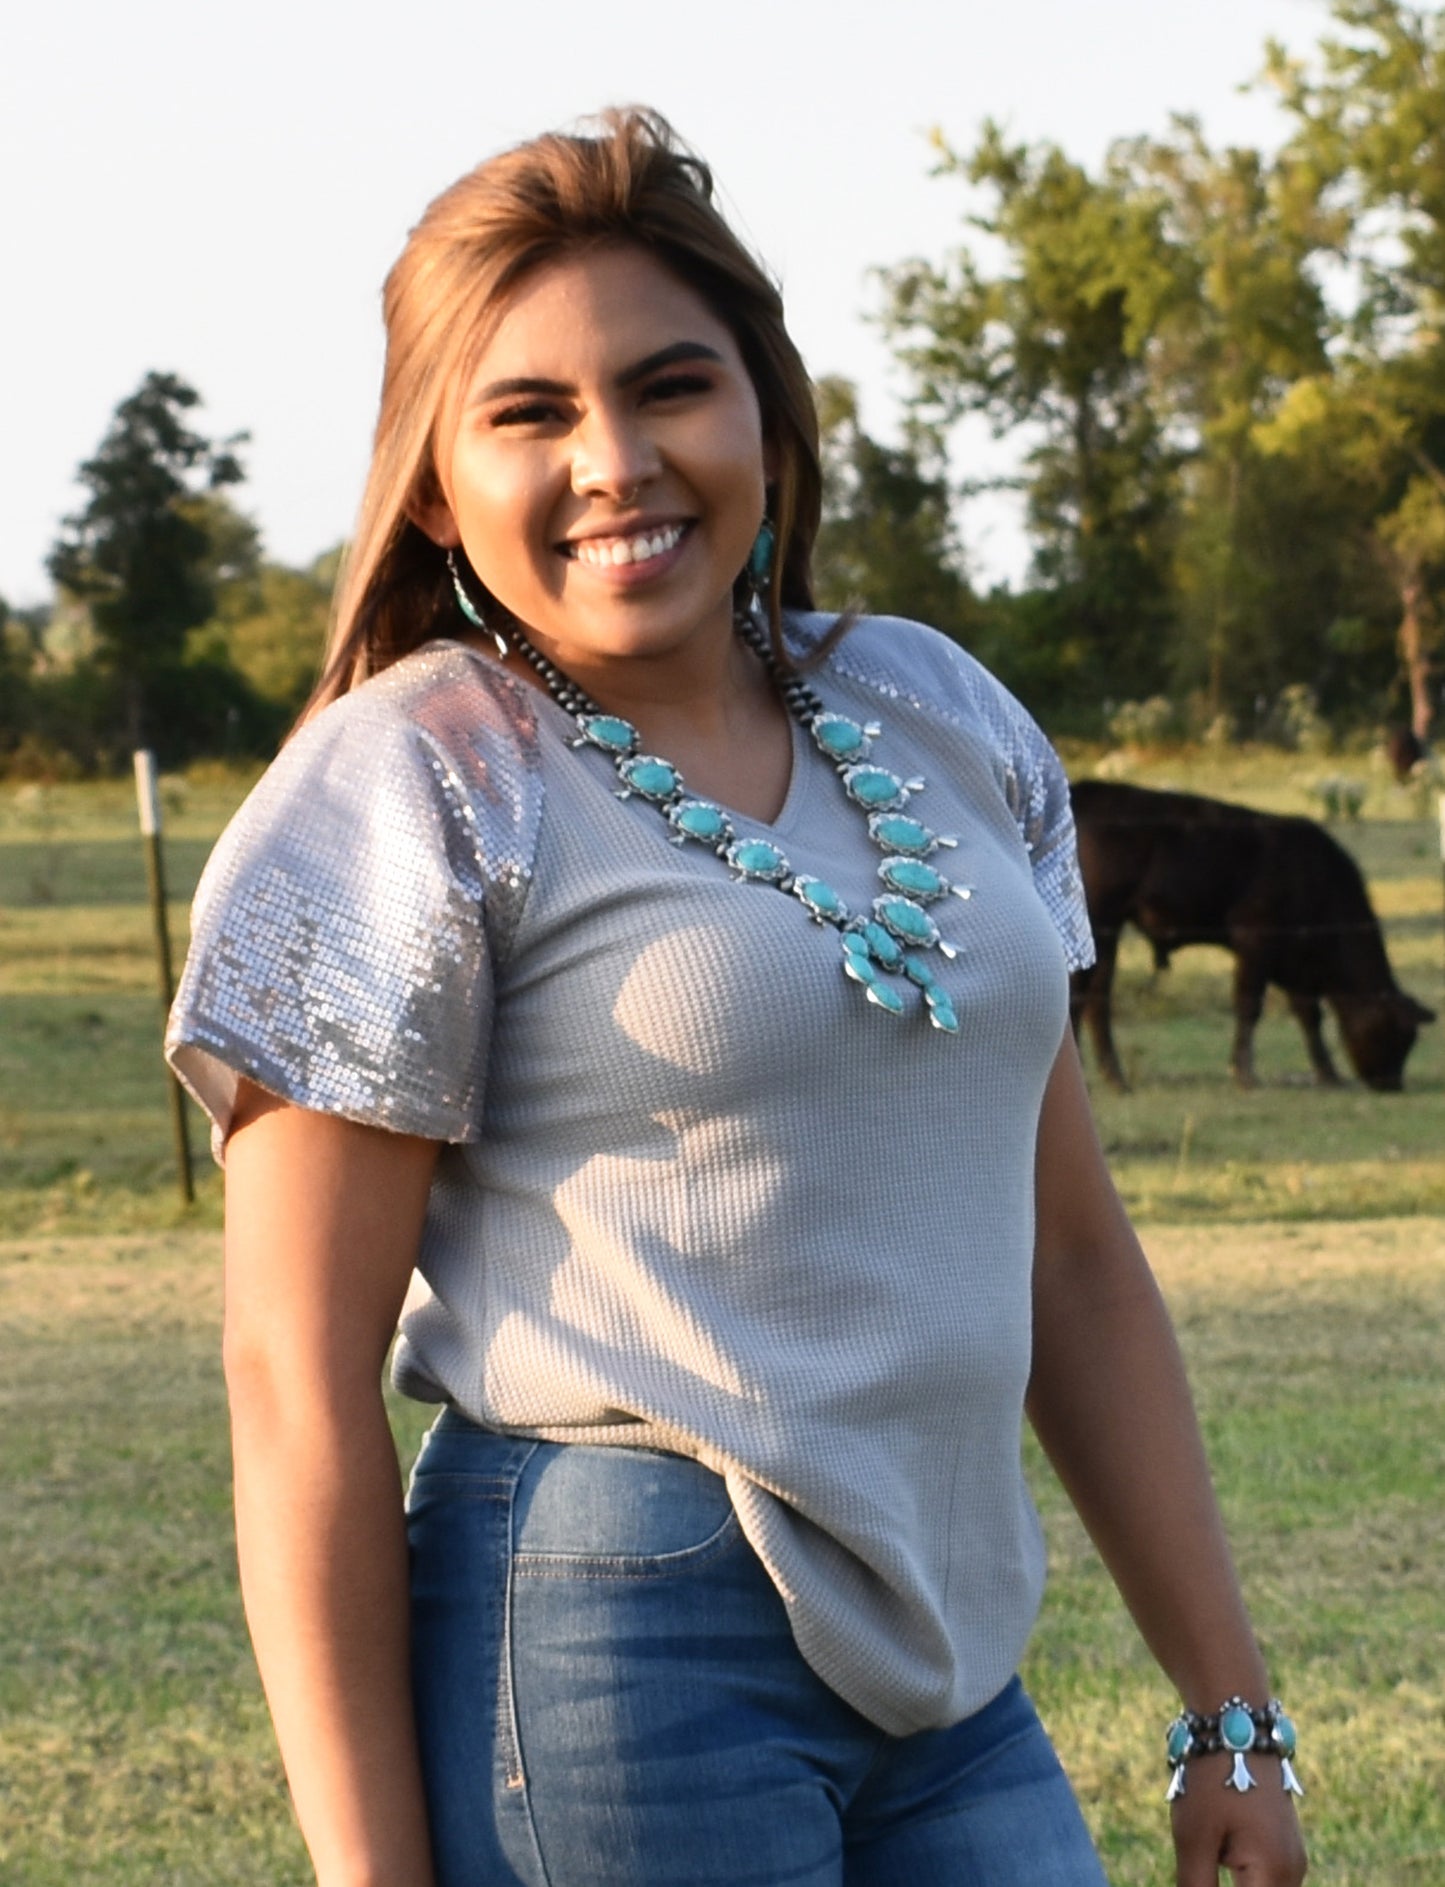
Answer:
[{"left": 166, "top": 645, "right": 543, "bottom": 1153}]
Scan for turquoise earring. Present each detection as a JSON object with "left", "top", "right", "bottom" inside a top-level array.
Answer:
[
  {"left": 747, "top": 519, "right": 776, "bottom": 607},
  {"left": 447, "top": 548, "right": 509, "bottom": 659}
]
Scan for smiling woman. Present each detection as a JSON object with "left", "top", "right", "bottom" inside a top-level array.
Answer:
[
  {"left": 163, "top": 108, "right": 1306, "bottom": 1887},
  {"left": 415, "top": 250, "right": 773, "bottom": 738}
]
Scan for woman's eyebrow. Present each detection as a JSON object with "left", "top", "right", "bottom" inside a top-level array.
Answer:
[
  {"left": 615, "top": 340, "right": 724, "bottom": 387},
  {"left": 472, "top": 340, "right": 724, "bottom": 407}
]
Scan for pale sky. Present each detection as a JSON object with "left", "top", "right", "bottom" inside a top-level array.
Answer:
[{"left": 1, "top": 0, "right": 1325, "bottom": 607}]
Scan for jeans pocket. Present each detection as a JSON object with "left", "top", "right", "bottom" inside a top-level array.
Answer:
[{"left": 512, "top": 1442, "right": 740, "bottom": 1576}]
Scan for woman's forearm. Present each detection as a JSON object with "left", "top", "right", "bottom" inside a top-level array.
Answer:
[
  {"left": 1030, "top": 1040, "right": 1306, "bottom": 1884},
  {"left": 222, "top": 1090, "right": 441, "bottom": 1887},
  {"left": 1026, "top": 1252, "right": 1269, "bottom": 1710},
  {"left": 1027, "top": 1037, "right": 1271, "bottom": 1707},
  {"left": 228, "top": 1360, "right": 436, "bottom": 1887}
]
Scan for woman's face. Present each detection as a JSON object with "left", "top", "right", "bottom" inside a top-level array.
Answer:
[{"left": 419, "top": 244, "right": 771, "bottom": 682}]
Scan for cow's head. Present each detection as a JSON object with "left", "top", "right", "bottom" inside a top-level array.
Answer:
[{"left": 1333, "top": 990, "right": 1436, "bottom": 1090}]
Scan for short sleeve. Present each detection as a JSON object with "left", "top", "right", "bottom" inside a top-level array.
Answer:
[
  {"left": 818, "top": 612, "right": 1096, "bottom": 972},
  {"left": 166, "top": 691, "right": 493, "bottom": 1156},
  {"left": 1001, "top": 720, "right": 1095, "bottom": 973}
]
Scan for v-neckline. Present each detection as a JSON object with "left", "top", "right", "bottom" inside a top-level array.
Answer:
[{"left": 443, "top": 637, "right": 812, "bottom": 837}]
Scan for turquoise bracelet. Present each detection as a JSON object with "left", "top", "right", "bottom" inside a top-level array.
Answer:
[{"left": 1165, "top": 1697, "right": 1304, "bottom": 1801}]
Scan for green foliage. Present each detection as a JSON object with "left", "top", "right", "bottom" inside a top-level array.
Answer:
[
  {"left": 189, "top": 549, "right": 336, "bottom": 720},
  {"left": 812, "top": 377, "right": 977, "bottom": 640},
  {"left": 1266, "top": 1, "right": 1445, "bottom": 329},
  {"left": 1261, "top": 2, "right": 1445, "bottom": 736},
  {"left": 46, "top": 373, "right": 249, "bottom": 749},
  {"left": 881, "top": 125, "right": 1186, "bottom": 707},
  {"left": 872, "top": 8, "right": 1445, "bottom": 734}
]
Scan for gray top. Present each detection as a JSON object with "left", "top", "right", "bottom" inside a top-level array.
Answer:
[{"left": 167, "top": 612, "right": 1094, "bottom": 1736}]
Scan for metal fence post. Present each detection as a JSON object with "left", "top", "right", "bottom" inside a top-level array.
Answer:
[{"left": 134, "top": 750, "right": 194, "bottom": 1204}]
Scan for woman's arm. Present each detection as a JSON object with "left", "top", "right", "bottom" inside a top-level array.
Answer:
[
  {"left": 223, "top": 1079, "right": 440, "bottom": 1887},
  {"left": 1028, "top": 1034, "right": 1306, "bottom": 1887}
]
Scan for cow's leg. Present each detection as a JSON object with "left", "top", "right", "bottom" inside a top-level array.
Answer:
[
  {"left": 1229, "top": 958, "right": 1267, "bottom": 1088},
  {"left": 1073, "top": 928, "right": 1129, "bottom": 1091},
  {"left": 1287, "top": 992, "right": 1342, "bottom": 1085}
]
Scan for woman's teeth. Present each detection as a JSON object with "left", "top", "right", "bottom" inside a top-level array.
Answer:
[{"left": 570, "top": 523, "right": 684, "bottom": 567}]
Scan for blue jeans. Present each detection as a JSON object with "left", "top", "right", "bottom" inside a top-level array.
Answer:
[{"left": 406, "top": 1413, "right": 1108, "bottom": 1887}]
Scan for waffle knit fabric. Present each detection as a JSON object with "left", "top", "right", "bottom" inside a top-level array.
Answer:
[{"left": 168, "top": 612, "right": 1095, "bottom": 1736}]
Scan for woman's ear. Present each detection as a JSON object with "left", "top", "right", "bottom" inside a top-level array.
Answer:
[{"left": 405, "top": 466, "right": 461, "bottom": 548}]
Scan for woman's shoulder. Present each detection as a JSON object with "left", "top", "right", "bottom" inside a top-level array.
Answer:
[
  {"left": 229, "top": 641, "right": 540, "bottom": 847},
  {"left": 787, "top": 609, "right": 1034, "bottom": 744},
  {"left": 202, "top": 639, "right": 547, "bottom": 927},
  {"left": 284, "top": 638, "right": 539, "bottom": 776}
]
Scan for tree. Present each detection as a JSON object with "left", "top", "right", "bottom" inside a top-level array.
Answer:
[
  {"left": 880, "top": 125, "right": 1191, "bottom": 714},
  {"left": 1114, "top": 122, "right": 1346, "bottom": 719},
  {"left": 0, "top": 598, "right": 33, "bottom": 761},
  {"left": 1266, "top": 0, "right": 1445, "bottom": 736},
  {"left": 47, "top": 371, "right": 247, "bottom": 747},
  {"left": 812, "top": 377, "right": 977, "bottom": 641},
  {"left": 190, "top": 546, "right": 337, "bottom": 723}
]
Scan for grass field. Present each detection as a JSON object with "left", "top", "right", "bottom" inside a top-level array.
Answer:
[{"left": 2, "top": 751, "right": 1443, "bottom": 1882}]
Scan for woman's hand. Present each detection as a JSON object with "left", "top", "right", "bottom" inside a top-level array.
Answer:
[{"left": 1171, "top": 1758, "right": 1307, "bottom": 1885}]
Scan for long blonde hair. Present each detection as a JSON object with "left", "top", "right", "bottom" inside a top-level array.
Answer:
[{"left": 307, "top": 107, "right": 824, "bottom": 717}]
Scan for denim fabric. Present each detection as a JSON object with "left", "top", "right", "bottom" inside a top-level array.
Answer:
[{"left": 406, "top": 1415, "right": 1108, "bottom": 1887}]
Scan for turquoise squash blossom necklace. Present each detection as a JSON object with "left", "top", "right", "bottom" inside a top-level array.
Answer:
[{"left": 448, "top": 556, "right": 972, "bottom": 1031}]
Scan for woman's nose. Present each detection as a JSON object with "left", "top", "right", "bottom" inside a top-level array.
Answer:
[{"left": 571, "top": 409, "right": 660, "bottom": 500}]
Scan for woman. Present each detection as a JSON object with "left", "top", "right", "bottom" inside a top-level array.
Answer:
[{"left": 167, "top": 109, "right": 1307, "bottom": 1887}]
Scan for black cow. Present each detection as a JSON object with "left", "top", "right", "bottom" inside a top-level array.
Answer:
[{"left": 1068, "top": 779, "right": 1435, "bottom": 1090}]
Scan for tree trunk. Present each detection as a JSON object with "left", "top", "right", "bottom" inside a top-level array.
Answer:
[{"left": 1397, "top": 570, "right": 1435, "bottom": 744}]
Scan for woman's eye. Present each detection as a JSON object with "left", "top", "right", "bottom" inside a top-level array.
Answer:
[
  {"left": 491, "top": 400, "right": 564, "bottom": 428},
  {"left": 643, "top": 373, "right": 712, "bottom": 403}
]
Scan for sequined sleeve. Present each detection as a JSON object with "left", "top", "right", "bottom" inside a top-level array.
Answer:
[
  {"left": 820, "top": 613, "right": 1096, "bottom": 973},
  {"left": 1002, "top": 717, "right": 1095, "bottom": 973},
  {"left": 166, "top": 677, "right": 500, "bottom": 1154}
]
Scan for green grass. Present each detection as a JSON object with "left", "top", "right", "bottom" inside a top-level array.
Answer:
[
  {"left": 2, "top": 753, "right": 1443, "bottom": 1881},
  {"left": 1025, "top": 1221, "right": 1445, "bottom": 1886}
]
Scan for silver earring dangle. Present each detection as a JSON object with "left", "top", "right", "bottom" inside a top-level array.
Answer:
[{"left": 446, "top": 548, "right": 509, "bottom": 659}]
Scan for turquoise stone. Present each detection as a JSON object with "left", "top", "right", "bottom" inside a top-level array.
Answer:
[
  {"left": 842, "top": 765, "right": 906, "bottom": 810},
  {"left": 925, "top": 990, "right": 960, "bottom": 1033},
  {"left": 667, "top": 799, "right": 731, "bottom": 844},
  {"left": 1219, "top": 1705, "right": 1255, "bottom": 1754},
  {"left": 840, "top": 929, "right": 871, "bottom": 959},
  {"left": 860, "top": 921, "right": 905, "bottom": 971},
  {"left": 792, "top": 876, "right": 846, "bottom": 921},
  {"left": 902, "top": 954, "right": 937, "bottom": 989},
  {"left": 577, "top": 713, "right": 637, "bottom": 754},
  {"left": 865, "top": 979, "right": 906, "bottom": 1016},
  {"left": 620, "top": 756, "right": 680, "bottom": 800},
  {"left": 874, "top": 895, "right": 939, "bottom": 947},
  {"left": 878, "top": 856, "right": 948, "bottom": 900},
  {"left": 1166, "top": 1720, "right": 1193, "bottom": 1765},
  {"left": 726, "top": 837, "right": 789, "bottom": 882},
  {"left": 841, "top": 943, "right": 879, "bottom": 984},
  {"left": 868, "top": 813, "right": 935, "bottom": 855},
  {"left": 840, "top": 938, "right": 904, "bottom": 1013},
  {"left": 1271, "top": 1714, "right": 1297, "bottom": 1759},
  {"left": 810, "top": 713, "right": 869, "bottom": 760}
]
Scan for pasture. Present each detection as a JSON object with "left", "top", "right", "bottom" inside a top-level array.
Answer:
[{"left": 1, "top": 751, "right": 1442, "bottom": 1883}]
